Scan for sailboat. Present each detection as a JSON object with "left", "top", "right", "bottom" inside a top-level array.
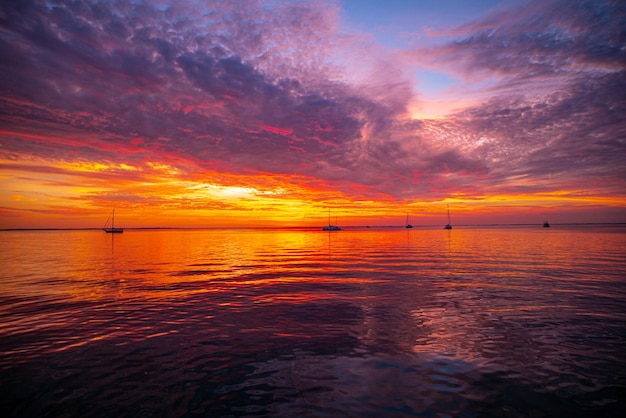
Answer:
[
  {"left": 405, "top": 213, "right": 413, "bottom": 229},
  {"left": 444, "top": 205, "right": 452, "bottom": 230},
  {"left": 543, "top": 221, "right": 550, "bottom": 228},
  {"left": 322, "top": 208, "right": 341, "bottom": 231},
  {"left": 103, "top": 209, "right": 124, "bottom": 233}
]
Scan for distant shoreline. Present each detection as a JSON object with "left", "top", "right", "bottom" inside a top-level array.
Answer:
[{"left": 2, "top": 223, "right": 626, "bottom": 232}]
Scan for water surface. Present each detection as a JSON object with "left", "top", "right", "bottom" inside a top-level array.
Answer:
[{"left": 1, "top": 226, "right": 625, "bottom": 416}]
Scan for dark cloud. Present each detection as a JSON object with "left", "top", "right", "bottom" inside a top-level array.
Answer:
[
  {"left": 398, "top": 0, "right": 626, "bottom": 198},
  {"left": 431, "top": 0, "right": 626, "bottom": 82},
  {"left": 441, "top": 70, "right": 626, "bottom": 195},
  {"left": 0, "top": 0, "right": 413, "bottom": 196},
  {"left": 1, "top": 0, "right": 624, "bottom": 205}
]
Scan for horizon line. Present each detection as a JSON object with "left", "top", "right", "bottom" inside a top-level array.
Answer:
[{"left": 2, "top": 222, "right": 626, "bottom": 232}]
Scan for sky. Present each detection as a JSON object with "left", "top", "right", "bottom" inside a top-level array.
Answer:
[{"left": 1, "top": 0, "right": 625, "bottom": 228}]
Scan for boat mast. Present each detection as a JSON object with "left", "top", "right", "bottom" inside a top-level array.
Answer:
[{"left": 443, "top": 204, "right": 452, "bottom": 229}]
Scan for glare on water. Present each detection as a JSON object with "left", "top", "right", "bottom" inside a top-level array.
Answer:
[{"left": 1, "top": 226, "right": 625, "bottom": 416}]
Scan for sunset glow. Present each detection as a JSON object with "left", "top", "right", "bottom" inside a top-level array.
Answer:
[{"left": 1, "top": 0, "right": 625, "bottom": 228}]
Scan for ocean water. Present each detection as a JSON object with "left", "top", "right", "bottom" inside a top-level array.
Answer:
[{"left": 1, "top": 225, "right": 625, "bottom": 417}]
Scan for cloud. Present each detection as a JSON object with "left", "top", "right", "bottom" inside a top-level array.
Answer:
[
  {"left": 397, "top": 0, "right": 626, "bottom": 197},
  {"left": 0, "top": 1, "right": 414, "bottom": 194},
  {"left": 1, "top": 0, "right": 624, "bottom": 211},
  {"left": 417, "top": 0, "right": 625, "bottom": 84},
  {"left": 427, "top": 70, "right": 626, "bottom": 197}
]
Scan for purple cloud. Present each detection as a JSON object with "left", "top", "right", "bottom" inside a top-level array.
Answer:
[
  {"left": 401, "top": 0, "right": 626, "bottom": 197},
  {"left": 1, "top": 0, "right": 624, "bottom": 207},
  {"left": 424, "top": 0, "right": 626, "bottom": 82}
]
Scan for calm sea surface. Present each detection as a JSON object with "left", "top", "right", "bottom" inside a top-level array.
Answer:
[{"left": 1, "top": 226, "right": 625, "bottom": 417}]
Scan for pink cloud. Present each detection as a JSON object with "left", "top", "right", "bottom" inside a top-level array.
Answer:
[
  {"left": 261, "top": 126, "right": 293, "bottom": 136},
  {"left": 0, "top": 0, "right": 623, "bottom": 210}
]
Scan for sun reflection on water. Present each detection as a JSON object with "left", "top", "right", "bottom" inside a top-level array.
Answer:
[{"left": 1, "top": 226, "right": 625, "bottom": 416}]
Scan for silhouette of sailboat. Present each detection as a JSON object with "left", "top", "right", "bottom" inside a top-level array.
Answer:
[
  {"left": 405, "top": 213, "right": 413, "bottom": 229},
  {"left": 543, "top": 221, "right": 550, "bottom": 228},
  {"left": 103, "top": 209, "right": 124, "bottom": 233},
  {"left": 322, "top": 208, "right": 341, "bottom": 231},
  {"left": 444, "top": 205, "right": 452, "bottom": 230}
]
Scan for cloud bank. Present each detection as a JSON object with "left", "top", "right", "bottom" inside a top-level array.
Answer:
[{"left": 1, "top": 0, "right": 624, "bottom": 221}]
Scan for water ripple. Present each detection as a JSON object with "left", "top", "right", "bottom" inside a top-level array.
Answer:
[{"left": 1, "top": 227, "right": 625, "bottom": 416}]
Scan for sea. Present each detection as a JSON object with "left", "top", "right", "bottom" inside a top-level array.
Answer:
[{"left": 1, "top": 225, "right": 625, "bottom": 417}]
